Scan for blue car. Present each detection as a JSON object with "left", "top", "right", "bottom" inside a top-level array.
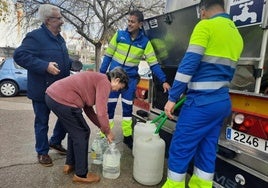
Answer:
[{"left": 0, "top": 58, "right": 27, "bottom": 97}]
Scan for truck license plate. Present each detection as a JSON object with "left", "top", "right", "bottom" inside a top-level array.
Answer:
[{"left": 226, "top": 127, "right": 268, "bottom": 154}]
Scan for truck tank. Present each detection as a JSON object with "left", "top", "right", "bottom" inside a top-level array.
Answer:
[{"left": 133, "top": 0, "right": 268, "bottom": 187}]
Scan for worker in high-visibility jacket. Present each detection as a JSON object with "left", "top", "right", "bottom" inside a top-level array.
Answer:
[
  {"left": 100, "top": 10, "right": 170, "bottom": 149},
  {"left": 162, "top": 0, "right": 243, "bottom": 187}
]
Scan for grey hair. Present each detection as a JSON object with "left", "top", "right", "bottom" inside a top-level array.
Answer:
[
  {"left": 106, "top": 67, "right": 129, "bottom": 90},
  {"left": 38, "top": 4, "right": 60, "bottom": 23}
]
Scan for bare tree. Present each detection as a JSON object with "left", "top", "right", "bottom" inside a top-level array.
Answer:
[
  {"left": 0, "top": 0, "right": 9, "bottom": 22},
  {"left": 17, "top": 0, "right": 165, "bottom": 70}
]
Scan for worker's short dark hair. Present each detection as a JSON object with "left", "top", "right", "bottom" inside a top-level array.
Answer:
[
  {"left": 129, "top": 10, "right": 144, "bottom": 22},
  {"left": 199, "top": 0, "right": 225, "bottom": 10},
  {"left": 107, "top": 67, "right": 129, "bottom": 90}
]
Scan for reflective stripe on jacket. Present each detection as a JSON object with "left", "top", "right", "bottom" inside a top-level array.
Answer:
[
  {"left": 100, "top": 29, "right": 166, "bottom": 83},
  {"left": 168, "top": 13, "right": 243, "bottom": 106}
]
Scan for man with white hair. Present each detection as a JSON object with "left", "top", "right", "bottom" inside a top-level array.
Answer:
[{"left": 14, "top": 4, "right": 73, "bottom": 167}]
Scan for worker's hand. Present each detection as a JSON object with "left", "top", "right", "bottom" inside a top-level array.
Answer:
[
  {"left": 162, "top": 82, "right": 171, "bottom": 93},
  {"left": 164, "top": 100, "right": 175, "bottom": 119},
  {"left": 106, "top": 131, "right": 115, "bottom": 143},
  {"left": 47, "top": 62, "right": 60, "bottom": 75}
]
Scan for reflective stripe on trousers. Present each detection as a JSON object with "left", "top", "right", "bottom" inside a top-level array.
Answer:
[
  {"left": 168, "top": 99, "right": 231, "bottom": 174},
  {"left": 107, "top": 77, "right": 138, "bottom": 136},
  {"left": 107, "top": 77, "right": 138, "bottom": 119}
]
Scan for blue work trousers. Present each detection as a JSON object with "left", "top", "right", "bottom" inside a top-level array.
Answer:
[
  {"left": 168, "top": 98, "right": 231, "bottom": 175},
  {"left": 32, "top": 100, "right": 66, "bottom": 155},
  {"left": 108, "top": 77, "right": 139, "bottom": 119}
]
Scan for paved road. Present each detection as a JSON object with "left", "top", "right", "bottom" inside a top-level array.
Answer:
[{"left": 0, "top": 95, "right": 167, "bottom": 188}]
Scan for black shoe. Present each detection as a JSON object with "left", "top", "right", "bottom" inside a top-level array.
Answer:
[
  {"left": 123, "top": 136, "right": 133, "bottom": 150},
  {"left": 49, "top": 142, "right": 67, "bottom": 155},
  {"left": 37, "top": 154, "right": 53, "bottom": 167}
]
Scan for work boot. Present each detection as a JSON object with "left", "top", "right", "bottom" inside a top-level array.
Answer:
[
  {"left": 72, "top": 173, "right": 101, "bottom": 183},
  {"left": 123, "top": 136, "right": 133, "bottom": 149},
  {"left": 100, "top": 121, "right": 115, "bottom": 137},
  {"left": 37, "top": 154, "right": 53, "bottom": 167},
  {"left": 63, "top": 164, "right": 74, "bottom": 174}
]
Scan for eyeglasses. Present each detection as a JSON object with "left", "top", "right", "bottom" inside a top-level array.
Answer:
[{"left": 49, "top": 16, "right": 64, "bottom": 21}]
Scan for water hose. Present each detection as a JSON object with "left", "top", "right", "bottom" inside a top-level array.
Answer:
[{"left": 152, "top": 96, "right": 186, "bottom": 134}]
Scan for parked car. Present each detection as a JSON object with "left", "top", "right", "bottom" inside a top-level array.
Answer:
[{"left": 0, "top": 58, "right": 27, "bottom": 97}]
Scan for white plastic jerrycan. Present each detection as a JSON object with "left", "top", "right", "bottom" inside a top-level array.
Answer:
[
  {"left": 133, "top": 133, "right": 166, "bottom": 186},
  {"left": 133, "top": 121, "right": 156, "bottom": 156}
]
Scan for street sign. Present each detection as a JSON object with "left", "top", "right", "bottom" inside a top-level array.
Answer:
[{"left": 229, "top": 0, "right": 264, "bottom": 27}]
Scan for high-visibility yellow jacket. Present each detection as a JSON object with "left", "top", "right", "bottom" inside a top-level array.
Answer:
[
  {"left": 100, "top": 28, "right": 167, "bottom": 83},
  {"left": 168, "top": 13, "right": 244, "bottom": 106}
]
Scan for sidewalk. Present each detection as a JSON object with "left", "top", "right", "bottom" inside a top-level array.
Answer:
[{"left": 0, "top": 96, "right": 167, "bottom": 188}]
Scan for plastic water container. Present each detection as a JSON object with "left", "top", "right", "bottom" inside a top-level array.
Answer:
[
  {"left": 101, "top": 137, "right": 109, "bottom": 154},
  {"left": 90, "top": 132, "right": 103, "bottom": 165},
  {"left": 133, "top": 121, "right": 156, "bottom": 156},
  {"left": 133, "top": 133, "right": 165, "bottom": 186},
  {"left": 102, "top": 142, "right": 121, "bottom": 179}
]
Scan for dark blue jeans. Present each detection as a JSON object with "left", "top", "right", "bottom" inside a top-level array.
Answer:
[
  {"left": 45, "top": 94, "right": 91, "bottom": 176},
  {"left": 32, "top": 100, "right": 66, "bottom": 155}
]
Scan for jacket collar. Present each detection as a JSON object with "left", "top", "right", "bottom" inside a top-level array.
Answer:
[
  {"left": 125, "top": 28, "right": 144, "bottom": 41},
  {"left": 41, "top": 23, "right": 62, "bottom": 40},
  {"left": 211, "top": 13, "right": 230, "bottom": 20}
]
